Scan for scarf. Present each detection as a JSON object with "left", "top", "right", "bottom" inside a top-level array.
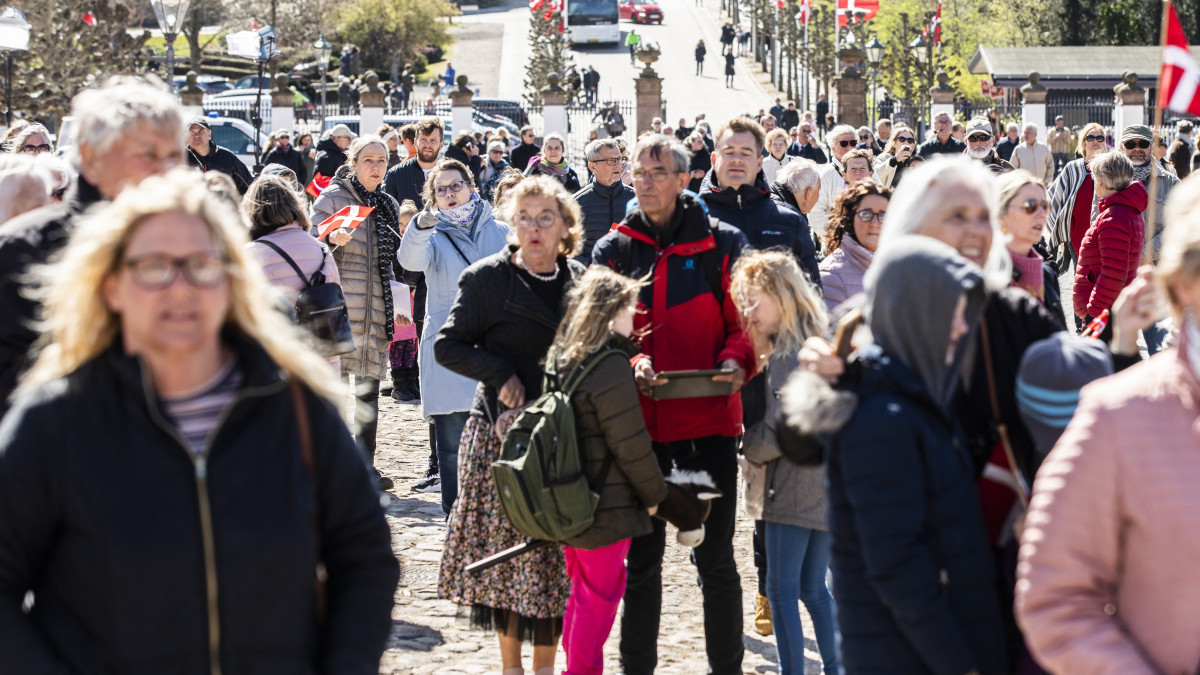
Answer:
[
  {"left": 349, "top": 172, "right": 400, "bottom": 339},
  {"left": 1132, "top": 161, "right": 1153, "bottom": 186},
  {"left": 534, "top": 156, "right": 570, "bottom": 178},
  {"left": 443, "top": 192, "right": 481, "bottom": 227}
]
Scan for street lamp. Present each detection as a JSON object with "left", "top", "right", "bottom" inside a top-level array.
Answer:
[
  {"left": 150, "top": 0, "right": 192, "bottom": 93},
  {"left": 0, "top": 7, "right": 30, "bottom": 127},
  {"left": 909, "top": 34, "right": 928, "bottom": 65},
  {"left": 313, "top": 32, "right": 331, "bottom": 128},
  {"left": 865, "top": 37, "right": 884, "bottom": 126}
]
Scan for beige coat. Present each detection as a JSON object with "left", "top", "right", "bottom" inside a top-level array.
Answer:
[
  {"left": 1046, "top": 127, "right": 1072, "bottom": 155},
  {"left": 1017, "top": 337, "right": 1200, "bottom": 675},
  {"left": 1011, "top": 141, "right": 1055, "bottom": 182}
]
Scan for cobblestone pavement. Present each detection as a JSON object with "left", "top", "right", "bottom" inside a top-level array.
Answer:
[{"left": 369, "top": 394, "right": 823, "bottom": 674}]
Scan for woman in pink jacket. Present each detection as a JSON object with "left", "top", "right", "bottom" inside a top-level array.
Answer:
[
  {"left": 817, "top": 181, "right": 891, "bottom": 312},
  {"left": 1073, "top": 151, "right": 1147, "bottom": 338},
  {"left": 1017, "top": 175, "right": 1200, "bottom": 674}
]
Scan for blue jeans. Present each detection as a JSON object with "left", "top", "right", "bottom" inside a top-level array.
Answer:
[
  {"left": 764, "top": 522, "right": 838, "bottom": 675},
  {"left": 432, "top": 411, "right": 469, "bottom": 515}
]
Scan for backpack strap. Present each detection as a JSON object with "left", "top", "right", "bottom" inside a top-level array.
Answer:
[{"left": 258, "top": 239, "right": 313, "bottom": 288}]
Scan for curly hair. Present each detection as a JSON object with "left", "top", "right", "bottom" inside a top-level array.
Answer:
[
  {"left": 825, "top": 181, "right": 893, "bottom": 255},
  {"left": 498, "top": 174, "right": 583, "bottom": 257}
]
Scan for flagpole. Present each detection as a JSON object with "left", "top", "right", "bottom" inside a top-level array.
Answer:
[
  {"left": 1145, "top": 0, "right": 1170, "bottom": 266},
  {"left": 802, "top": 10, "right": 809, "bottom": 112}
]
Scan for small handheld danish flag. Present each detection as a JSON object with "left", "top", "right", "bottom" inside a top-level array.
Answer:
[
  {"left": 305, "top": 173, "right": 332, "bottom": 199},
  {"left": 316, "top": 206, "right": 375, "bottom": 241}
]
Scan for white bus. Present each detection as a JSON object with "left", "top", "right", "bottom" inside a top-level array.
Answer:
[{"left": 565, "top": 0, "right": 620, "bottom": 44}]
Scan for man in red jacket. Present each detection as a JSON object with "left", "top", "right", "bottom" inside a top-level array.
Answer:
[{"left": 592, "top": 134, "right": 754, "bottom": 675}]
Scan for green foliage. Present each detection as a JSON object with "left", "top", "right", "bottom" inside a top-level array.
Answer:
[
  {"left": 334, "top": 0, "right": 458, "bottom": 73},
  {"left": 523, "top": 8, "right": 575, "bottom": 107}
]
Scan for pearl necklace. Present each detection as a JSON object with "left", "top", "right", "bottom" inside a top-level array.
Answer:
[{"left": 515, "top": 252, "right": 559, "bottom": 281}]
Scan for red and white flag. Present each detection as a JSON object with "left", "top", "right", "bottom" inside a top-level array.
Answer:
[
  {"left": 305, "top": 172, "right": 332, "bottom": 199},
  {"left": 81, "top": 12, "right": 97, "bottom": 26},
  {"left": 798, "top": 0, "right": 811, "bottom": 24},
  {"left": 316, "top": 205, "right": 374, "bottom": 241},
  {"left": 1161, "top": 2, "right": 1200, "bottom": 116},
  {"left": 836, "top": 0, "right": 878, "bottom": 28},
  {"left": 931, "top": 0, "right": 942, "bottom": 46}
]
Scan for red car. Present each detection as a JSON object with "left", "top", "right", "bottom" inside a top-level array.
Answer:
[{"left": 619, "top": 0, "right": 663, "bottom": 23}]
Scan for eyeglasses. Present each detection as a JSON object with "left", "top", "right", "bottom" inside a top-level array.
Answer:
[
  {"left": 123, "top": 253, "right": 227, "bottom": 290},
  {"left": 1084, "top": 134, "right": 1106, "bottom": 143},
  {"left": 21, "top": 144, "right": 51, "bottom": 154},
  {"left": 632, "top": 167, "right": 681, "bottom": 182},
  {"left": 1016, "top": 198, "right": 1049, "bottom": 214},
  {"left": 434, "top": 180, "right": 467, "bottom": 197},
  {"left": 489, "top": 149, "right": 504, "bottom": 154},
  {"left": 858, "top": 135, "right": 871, "bottom": 141},
  {"left": 1124, "top": 139, "right": 1151, "bottom": 150},
  {"left": 895, "top": 136, "right": 915, "bottom": 144},
  {"left": 591, "top": 157, "right": 623, "bottom": 166},
  {"left": 836, "top": 139, "right": 856, "bottom": 147},
  {"left": 513, "top": 211, "right": 560, "bottom": 229},
  {"left": 855, "top": 209, "right": 886, "bottom": 224},
  {"left": 967, "top": 134, "right": 991, "bottom": 143}
]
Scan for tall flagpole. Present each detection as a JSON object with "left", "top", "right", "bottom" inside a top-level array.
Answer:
[
  {"left": 1144, "top": 0, "right": 1170, "bottom": 265},
  {"left": 802, "top": 7, "right": 809, "bottom": 111}
]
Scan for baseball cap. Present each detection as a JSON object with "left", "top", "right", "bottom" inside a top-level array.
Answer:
[
  {"left": 1121, "top": 124, "right": 1153, "bottom": 143},
  {"left": 965, "top": 118, "right": 992, "bottom": 138},
  {"left": 329, "top": 123, "right": 357, "bottom": 139},
  {"left": 1016, "top": 334, "right": 1113, "bottom": 457},
  {"left": 186, "top": 116, "right": 210, "bottom": 131}
]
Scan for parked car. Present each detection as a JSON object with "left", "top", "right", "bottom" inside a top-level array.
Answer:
[
  {"left": 472, "top": 98, "right": 530, "bottom": 127},
  {"left": 321, "top": 108, "right": 519, "bottom": 138},
  {"left": 205, "top": 117, "right": 270, "bottom": 171},
  {"left": 619, "top": 0, "right": 663, "bottom": 23},
  {"left": 172, "top": 74, "right": 233, "bottom": 94}
]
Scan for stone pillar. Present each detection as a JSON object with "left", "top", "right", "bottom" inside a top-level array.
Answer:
[
  {"left": 179, "top": 71, "right": 205, "bottom": 120},
  {"left": 1113, "top": 71, "right": 1146, "bottom": 139},
  {"left": 1020, "top": 72, "right": 1048, "bottom": 143},
  {"left": 929, "top": 71, "right": 955, "bottom": 130},
  {"left": 634, "top": 45, "right": 664, "bottom": 136},
  {"left": 541, "top": 73, "right": 568, "bottom": 138},
  {"left": 834, "top": 50, "right": 867, "bottom": 128},
  {"left": 358, "top": 71, "right": 385, "bottom": 138},
  {"left": 269, "top": 73, "right": 295, "bottom": 137},
  {"left": 449, "top": 74, "right": 475, "bottom": 140}
]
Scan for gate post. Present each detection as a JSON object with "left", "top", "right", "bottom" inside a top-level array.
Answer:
[
  {"left": 1113, "top": 71, "right": 1146, "bottom": 140},
  {"left": 541, "top": 73, "right": 569, "bottom": 139},
  {"left": 634, "top": 45, "right": 663, "bottom": 136},
  {"left": 929, "top": 71, "right": 955, "bottom": 130},
  {"left": 270, "top": 73, "right": 296, "bottom": 138},
  {"left": 449, "top": 74, "right": 475, "bottom": 140},
  {"left": 359, "top": 71, "right": 385, "bottom": 138},
  {"left": 179, "top": 71, "right": 205, "bottom": 120},
  {"left": 1020, "top": 72, "right": 1048, "bottom": 142}
]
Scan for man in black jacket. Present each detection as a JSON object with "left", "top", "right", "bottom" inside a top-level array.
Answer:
[
  {"left": 788, "top": 121, "right": 827, "bottom": 163},
  {"left": 314, "top": 123, "right": 355, "bottom": 178},
  {"left": 261, "top": 129, "right": 308, "bottom": 186},
  {"left": 572, "top": 138, "right": 634, "bottom": 264},
  {"left": 509, "top": 125, "right": 541, "bottom": 172},
  {"left": 185, "top": 117, "right": 252, "bottom": 193},
  {"left": 0, "top": 79, "right": 185, "bottom": 418},
  {"left": 917, "top": 111, "right": 966, "bottom": 158},
  {"left": 815, "top": 93, "right": 829, "bottom": 137}
]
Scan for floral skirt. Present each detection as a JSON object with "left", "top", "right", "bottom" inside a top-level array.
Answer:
[
  {"left": 438, "top": 414, "right": 569, "bottom": 644},
  {"left": 388, "top": 338, "right": 417, "bottom": 370}
]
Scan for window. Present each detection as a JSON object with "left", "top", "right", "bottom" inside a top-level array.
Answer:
[{"left": 211, "top": 125, "right": 256, "bottom": 155}]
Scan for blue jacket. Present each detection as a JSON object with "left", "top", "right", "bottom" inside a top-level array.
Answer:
[
  {"left": 827, "top": 349, "right": 1007, "bottom": 675},
  {"left": 698, "top": 172, "right": 822, "bottom": 288},
  {"left": 397, "top": 201, "right": 511, "bottom": 416},
  {"left": 572, "top": 179, "right": 635, "bottom": 264}
]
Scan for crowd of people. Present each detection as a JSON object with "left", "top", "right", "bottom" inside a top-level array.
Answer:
[{"left": 0, "top": 73, "right": 1199, "bottom": 675}]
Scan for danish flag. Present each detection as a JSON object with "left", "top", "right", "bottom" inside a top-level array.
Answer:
[
  {"left": 305, "top": 172, "right": 332, "bottom": 199},
  {"left": 836, "top": 0, "right": 878, "bottom": 28},
  {"left": 931, "top": 0, "right": 942, "bottom": 46},
  {"left": 798, "top": 0, "right": 811, "bottom": 25},
  {"left": 81, "top": 12, "right": 97, "bottom": 26},
  {"left": 1160, "top": 2, "right": 1200, "bottom": 116},
  {"left": 316, "top": 205, "right": 374, "bottom": 241}
]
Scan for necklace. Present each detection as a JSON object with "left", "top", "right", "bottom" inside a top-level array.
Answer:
[{"left": 515, "top": 251, "right": 559, "bottom": 281}]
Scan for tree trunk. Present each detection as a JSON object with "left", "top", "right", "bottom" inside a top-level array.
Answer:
[{"left": 391, "top": 52, "right": 401, "bottom": 84}]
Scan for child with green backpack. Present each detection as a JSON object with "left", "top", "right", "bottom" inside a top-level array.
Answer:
[{"left": 549, "top": 266, "right": 668, "bottom": 675}]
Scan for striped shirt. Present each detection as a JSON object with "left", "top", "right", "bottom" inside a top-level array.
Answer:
[{"left": 162, "top": 358, "right": 242, "bottom": 456}]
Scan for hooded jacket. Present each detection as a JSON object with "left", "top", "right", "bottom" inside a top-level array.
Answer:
[
  {"left": 0, "top": 334, "right": 399, "bottom": 674},
  {"left": 822, "top": 238, "right": 1007, "bottom": 675},
  {"left": 1074, "top": 180, "right": 1148, "bottom": 319},
  {"left": 699, "top": 172, "right": 821, "bottom": 287},
  {"left": 592, "top": 191, "right": 755, "bottom": 442},
  {"left": 573, "top": 178, "right": 635, "bottom": 264},
  {"left": 314, "top": 137, "right": 348, "bottom": 179},
  {"left": 186, "top": 140, "right": 252, "bottom": 194}
]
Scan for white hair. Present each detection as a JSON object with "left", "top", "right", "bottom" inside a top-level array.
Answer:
[
  {"left": 878, "top": 155, "right": 1011, "bottom": 290},
  {"left": 777, "top": 158, "right": 819, "bottom": 193},
  {"left": 1023, "top": 123, "right": 1038, "bottom": 135},
  {"left": 0, "top": 154, "right": 50, "bottom": 224},
  {"left": 69, "top": 77, "right": 183, "bottom": 167}
]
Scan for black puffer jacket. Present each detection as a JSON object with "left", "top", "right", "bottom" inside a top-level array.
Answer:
[
  {"left": 262, "top": 144, "right": 309, "bottom": 186},
  {"left": 699, "top": 172, "right": 821, "bottom": 287},
  {"left": 435, "top": 247, "right": 587, "bottom": 421},
  {"left": 0, "top": 176, "right": 104, "bottom": 418},
  {"left": 828, "top": 349, "right": 1007, "bottom": 675},
  {"left": 0, "top": 335, "right": 399, "bottom": 674},
  {"left": 314, "top": 137, "right": 348, "bottom": 179},
  {"left": 572, "top": 179, "right": 635, "bottom": 264},
  {"left": 186, "top": 140, "right": 252, "bottom": 194}
]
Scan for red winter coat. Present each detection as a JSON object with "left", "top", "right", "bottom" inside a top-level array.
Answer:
[{"left": 1073, "top": 181, "right": 1148, "bottom": 319}]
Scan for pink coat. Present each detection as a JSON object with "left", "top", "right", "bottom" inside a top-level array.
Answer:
[
  {"left": 1016, "top": 337, "right": 1200, "bottom": 675},
  {"left": 247, "top": 223, "right": 341, "bottom": 305}
]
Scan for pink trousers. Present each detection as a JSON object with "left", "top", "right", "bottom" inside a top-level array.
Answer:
[{"left": 562, "top": 539, "right": 631, "bottom": 675}]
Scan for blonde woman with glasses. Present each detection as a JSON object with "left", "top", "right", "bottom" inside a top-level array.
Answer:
[{"left": 0, "top": 169, "right": 398, "bottom": 673}]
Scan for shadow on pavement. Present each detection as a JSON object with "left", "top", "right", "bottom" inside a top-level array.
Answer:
[{"left": 387, "top": 619, "right": 444, "bottom": 651}]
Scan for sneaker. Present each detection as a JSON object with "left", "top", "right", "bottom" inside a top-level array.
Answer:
[
  {"left": 413, "top": 474, "right": 441, "bottom": 493},
  {"left": 371, "top": 467, "right": 394, "bottom": 492},
  {"left": 753, "top": 592, "right": 773, "bottom": 636}
]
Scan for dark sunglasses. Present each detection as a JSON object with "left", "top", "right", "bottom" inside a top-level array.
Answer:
[
  {"left": 967, "top": 134, "right": 991, "bottom": 142},
  {"left": 1124, "top": 139, "right": 1151, "bottom": 150},
  {"left": 837, "top": 139, "right": 856, "bottom": 147},
  {"left": 21, "top": 144, "right": 51, "bottom": 154},
  {"left": 1084, "top": 134, "right": 1106, "bottom": 143},
  {"left": 895, "top": 135, "right": 915, "bottom": 143},
  {"left": 1017, "top": 198, "right": 1049, "bottom": 214},
  {"left": 858, "top": 135, "right": 871, "bottom": 140}
]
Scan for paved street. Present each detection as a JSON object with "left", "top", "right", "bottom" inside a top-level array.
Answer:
[{"left": 372, "top": 393, "right": 824, "bottom": 674}]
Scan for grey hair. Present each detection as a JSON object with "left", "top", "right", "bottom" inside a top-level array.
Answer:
[
  {"left": 68, "top": 77, "right": 183, "bottom": 167},
  {"left": 346, "top": 135, "right": 389, "bottom": 166},
  {"left": 1007, "top": 123, "right": 1020, "bottom": 132},
  {"left": 827, "top": 124, "right": 856, "bottom": 152},
  {"left": 1089, "top": 151, "right": 1134, "bottom": 192},
  {"left": 543, "top": 132, "right": 566, "bottom": 152},
  {"left": 878, "top": 155, "right": 1011, "bottom": 290},
  {"left": 4, "top": 123, "right": 53, "bottom": 154},
  {"left": 857, "top": 126, "right": 872, "bottom": 136},
  {"left": 585, "top": 138, "right": 621, "bottom": 161},
  {"left": 1023, "top": 123, "right": 1039, "bottom": 135},
  {"left": 630, "top": 134, "right": 689, "bottom": 174},
  {"left": 777, "top": 158, "right": 819, "bottom": 194},
  {"left": 486, "top": 140, "right": 506, "bottom": 154}
]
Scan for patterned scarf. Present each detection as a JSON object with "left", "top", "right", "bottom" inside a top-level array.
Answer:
[
  {"left": 534, "top": 156, "right": 569, "bottom": 178},
  {"left": 443, "top": 192, "right": 481, "bottom": 227},
  {"left": 1132, "top": 161, "right": 1153, "bottom": 186},
  {"left": 349, "top": 172, "right": 400, "bottom": 339}
]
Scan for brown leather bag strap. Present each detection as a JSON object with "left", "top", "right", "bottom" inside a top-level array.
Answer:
[
  {"left": 978, "top": 317, "right": 1030, "bottom": 510},
  {"left": 289, "top": 378, "right": 327, "bottom": 623}
]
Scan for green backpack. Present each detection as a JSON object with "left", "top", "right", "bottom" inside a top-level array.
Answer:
[{"left": 491, "top": 348, "right": 620, "bottom": 542}]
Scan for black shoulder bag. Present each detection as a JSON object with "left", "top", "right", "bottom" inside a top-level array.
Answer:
[{"left": 259, "top": 240, "right": 356, "bottom": 357}]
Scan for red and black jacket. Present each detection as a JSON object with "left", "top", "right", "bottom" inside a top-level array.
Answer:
[{"left": 592, "top": 192, "right": 755, "bottom": 443}]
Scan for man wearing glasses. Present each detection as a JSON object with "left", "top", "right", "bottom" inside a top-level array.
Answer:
[
  {"left": 592, "top": 134, "right": 752, "bottom": 675},
  {"left": 810, "top": 124, "right": 871, "bottom": 238},
  {"left": 788, "top": 124, "right": 827, "bottom": 164},
  {"left": 509, "top": 125, "right": 541, "bottom": 173},
  {"left": 963, "top": 118, "right": 1013, "bottom": 174},
  {"left": 572, "top": 138, "right": 634, "bottom": 264},
  {"left": 916, "top": 112, "right": 966, "bottom": 159},
  {"left": 1011, "top": 123, "right": 1055, "bottom": 183}
]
